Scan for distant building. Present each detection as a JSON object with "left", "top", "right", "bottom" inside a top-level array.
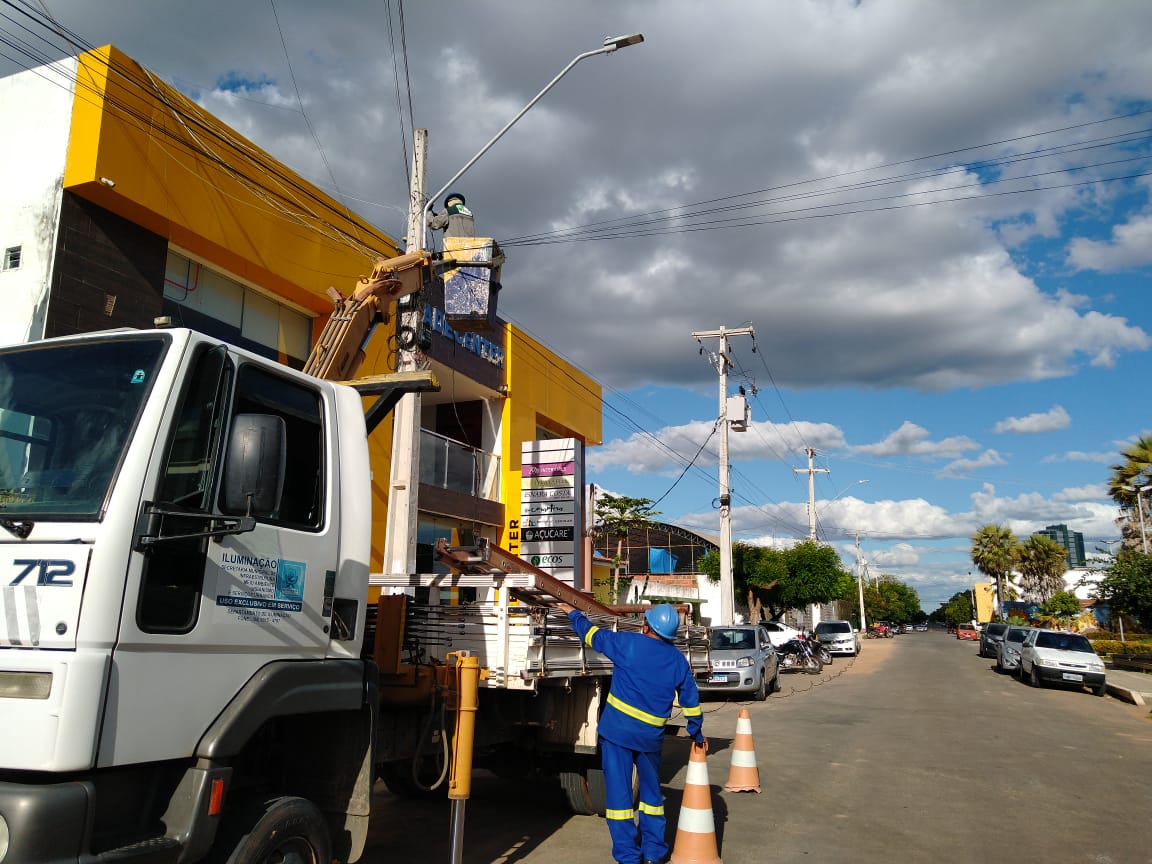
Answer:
[{"left": 1034, "top": 524, "right": 1086, "bottom": 569}]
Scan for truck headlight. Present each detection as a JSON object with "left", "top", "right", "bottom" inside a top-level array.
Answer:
[
  {"left": 0, "top": 671, "right": 52, "bottom": 699},
  {"left": 0, "top": 812, "right": 8, "bottom": 863},
  {"left": 736, "top": 656, "right": 753, "bottom": 668}
]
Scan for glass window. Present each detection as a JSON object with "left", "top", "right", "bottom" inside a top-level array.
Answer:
[
  {"left": 0, "top": 337, "right": 166, "bottom": 519},
  {"left": 138, "top": 346, "right": 230, "bottom": 634},
  {"left": 816, "top": 622, "right": 851, "bottom": 634},
  {"left": 226, "top": 365, "right": 324, "bottom": 529},
  {"left": 156, "top": 346, "right": 230, "bottom": 509}
]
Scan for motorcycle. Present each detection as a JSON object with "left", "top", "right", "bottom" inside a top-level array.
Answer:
[{"left": 777, "top": 636, "right": 825, "bottom": 674}]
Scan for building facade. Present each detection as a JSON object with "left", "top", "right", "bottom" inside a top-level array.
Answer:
[
  {"left": 0, "top": 46, "right": 602, "bottom": 575},
  {"left": 1034, "top": 523, "right": 1087, "bottom": 569}
]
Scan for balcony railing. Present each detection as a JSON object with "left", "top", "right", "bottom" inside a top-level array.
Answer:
[{"left": 419, "top": 429, "right": 500, "bottom": 502}]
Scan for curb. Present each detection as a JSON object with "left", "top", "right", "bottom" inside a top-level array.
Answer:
[{"left": 1105, "top": 683, "right": 1146, "bottom": 706}]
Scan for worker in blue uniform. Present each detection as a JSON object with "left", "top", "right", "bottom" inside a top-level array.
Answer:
[{"left": 566, "top": 603, "right": 705, "bottom": 864}]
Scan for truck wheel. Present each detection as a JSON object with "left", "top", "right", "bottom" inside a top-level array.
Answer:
[
  {"left": 377, "top": 759, "right": 446, "bottom": 799},
  {"left": 559, "top": 762, "right": 637, "bottom": 817},
  {"left": 215, "top": 796, "right": 330, "bottom": 864}
]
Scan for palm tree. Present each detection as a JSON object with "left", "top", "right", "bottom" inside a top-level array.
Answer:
[
  {"left": 1013, "top": 534, "right": 1069, "bottom": 602},
  {"left": 1107, "top": 436, "right": 1152, "bottom": 550},
  {"left": 970, "top": 524, "right": 1018, "bottom": 614}
]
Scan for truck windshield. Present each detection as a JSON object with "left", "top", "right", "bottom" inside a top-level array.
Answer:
[{"left": 0, "top": 337, "right": 166, "bottom": 519}]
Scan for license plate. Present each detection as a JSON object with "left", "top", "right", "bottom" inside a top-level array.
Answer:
[
  {"left": 1062, "top": 672, "right": 1083, "bottom": 682},
  {"left": 709, "top": 674, "right": 727, "bottom": 683}
]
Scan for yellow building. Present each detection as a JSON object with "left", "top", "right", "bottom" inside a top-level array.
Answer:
[
  {"left": 0, "top": 45, "right": 602, "bottom": 571},
  {"left": 974, "top": 582, "right": 998, "bottom": 623}
]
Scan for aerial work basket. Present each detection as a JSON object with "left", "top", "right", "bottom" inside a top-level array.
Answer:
[{"left": 441, "top": 237, "right": 503, "bottom": 332}]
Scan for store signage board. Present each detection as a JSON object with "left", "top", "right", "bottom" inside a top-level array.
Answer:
[{"left": 520, "top": 438, "right": 584, "bottom": 585}]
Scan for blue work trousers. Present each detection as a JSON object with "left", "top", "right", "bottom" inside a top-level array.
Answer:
[{"left": 601, "top": 739, "right": 667, "bottom": 864}]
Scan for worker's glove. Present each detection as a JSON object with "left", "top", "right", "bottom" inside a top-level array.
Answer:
[{"left": 693, "top": 734, "right": 706, "bottom": 747}]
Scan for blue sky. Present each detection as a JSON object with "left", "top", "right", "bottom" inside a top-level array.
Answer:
[{"left": 4, "top": 0, "right": 1151, "bottom": 609}]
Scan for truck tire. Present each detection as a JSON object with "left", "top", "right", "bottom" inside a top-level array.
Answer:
[
  {"left": 559, "top": 766, "right": 609, "bottom": 816},
  {"left": 214, "top": 796, "right": 330, "bottom": 864},
  {"left": 377, "top": 759, "right": 447, "bottom": 799},
  {"left": 559, "top": 761, "right": 637, "bottom": 817}
]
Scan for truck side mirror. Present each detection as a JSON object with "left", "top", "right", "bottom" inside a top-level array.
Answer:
[{"left": 222, "top": 414, "right": 286, "bottom": 518}]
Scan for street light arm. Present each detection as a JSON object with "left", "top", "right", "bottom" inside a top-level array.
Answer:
[{"left": 420, "top": 34, "right": 644, "bottom": 248}]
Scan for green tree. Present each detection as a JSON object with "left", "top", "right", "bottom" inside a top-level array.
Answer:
[
  {"left": 1041, "top": 590, "right": 1082, "bottom": 624},
  {"left": 864, "top": 576, "right": 922, "bottom": 625},
  {"left": 970, "top": 524, "right": 1018, "bottom": 614},
  {"left": 1107, "top": 436, "right": 1152, "bottom": 550},
  {"left": 699, "top": 543, "right": 788, "bottom": 624},
  {"left": 935, "top": 590, "right": 974, "bottom": 627},
  {"left": 1013, "top": 534, "right": 1068, "bottom": 602},
  {"left": 1093, "top": 550, "right": 1152, "bottom": 626},
  {"left": 701, "top": 539, "right": 853, "bottom": 623},
  {"left": 592, "top": 494, "right": 660, "bottom": 601}
]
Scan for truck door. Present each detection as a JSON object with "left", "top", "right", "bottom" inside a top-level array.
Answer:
[{"left": 102, "top": 348, "right": 340, "bottom": 767}]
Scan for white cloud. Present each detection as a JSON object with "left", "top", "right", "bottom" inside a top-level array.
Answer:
[
  {"left": 993, "top": 404, "right": 1070, "bottom": 434},
  {"left": 938, "top": 449, "right": 1007, "bottom": 478},
  {"left": 1042, "top": 450, "right": 1115, "bottom": 464},
  {"left": 1052, "top": 483, "right": 1110, "bottom": 502},
  {"left": 852, "top": 421, "right": 979, "bottom": 459},
  {"left": 587, "top": 418, "right": 846, "bottom": 474},
  {"left": 1068, "top": 211, "right": 1152, "bottom": 272}
]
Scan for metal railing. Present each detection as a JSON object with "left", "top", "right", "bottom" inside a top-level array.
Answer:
[{"left": 419, "top": 428, "right": 500, "bottom": 501}]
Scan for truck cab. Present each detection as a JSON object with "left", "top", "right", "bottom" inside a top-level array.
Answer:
[{"left": 0, "top": 328, "right": 377, "bottom": 864}]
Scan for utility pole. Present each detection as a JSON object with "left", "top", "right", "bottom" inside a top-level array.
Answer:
[
  {"left": 692, "top": 324, "right": 755, "bottom": 626},
  {"left": 794, "top": 447, "right": 829, "bottom": 541},
  {"left": 381, "top": 129, "right": 428, "bottom": 579},
  {"left": 794, "top": 447, "right": 829, "bottom": 628},
  {"left": 855, "top": 532, "right": 867, "bottom": 633}
]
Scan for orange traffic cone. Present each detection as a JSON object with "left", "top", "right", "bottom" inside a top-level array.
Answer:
[
  {"left": 670, "top": 741, "right": 722, "bottom": 864},
  {"left": 723, "top": 708, "right": 761, "bottom": 793}
]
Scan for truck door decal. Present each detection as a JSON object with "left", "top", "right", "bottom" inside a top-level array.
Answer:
[{"left": 215, "top": 554, "right": 307, "bottom": 621}]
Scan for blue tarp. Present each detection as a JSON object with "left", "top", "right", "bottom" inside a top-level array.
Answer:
[{"left": 648, "top": 548, "right": 679, "bottom": 574}]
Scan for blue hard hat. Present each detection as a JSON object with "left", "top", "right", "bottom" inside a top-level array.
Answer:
[{"left": 644, "top": 604, "right": 680, "bottom": 640}]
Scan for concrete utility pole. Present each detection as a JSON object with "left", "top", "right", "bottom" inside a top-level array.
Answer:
[
  {"left": 855, "top": 532, "right": 867, "bottom": 633},
  {"left": 381, "top": 129, "right": 428, "bottom": 579},
  {"left": 794, "top": 447, "right": 829, "bottom": 628},
  {"left": 692, "top": 324, "right": 755, "bottom": 626},
  {"left": 794, "top": 447, "right": 829, "bottom": 541}
]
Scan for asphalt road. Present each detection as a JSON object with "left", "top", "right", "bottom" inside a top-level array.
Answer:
[{"left": 363, "top": 630, "right": 1152, "bottom": 864}]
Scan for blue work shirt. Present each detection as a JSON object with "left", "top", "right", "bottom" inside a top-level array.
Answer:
[{"left": 568, "top": 610, "right": 703, "bottom": 752}]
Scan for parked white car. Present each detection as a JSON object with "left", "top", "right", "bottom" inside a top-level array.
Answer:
[
  {"left": 760, "top": 620, "right": 803, "bottom": 648},
  {"left": 813, "top": 619, "right": 860, "bottom": 657},
  {"left": 1017, "top": 628, "right": 1106, "bottom": 696}
]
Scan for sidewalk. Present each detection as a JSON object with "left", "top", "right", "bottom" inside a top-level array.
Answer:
[{"left": 1104, "top": 663, "right": 1152, "bottom": 707}]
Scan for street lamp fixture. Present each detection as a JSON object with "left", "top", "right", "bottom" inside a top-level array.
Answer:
[
  {"left": 419, "top": 33, "right": 645, "bottom": 248},
  {"left": 1121, "top": 483, "right": 1151, "bottom": 553}
]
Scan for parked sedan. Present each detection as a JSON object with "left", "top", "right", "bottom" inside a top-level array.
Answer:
[
  {"left": 814, "top": 619, "right": 860, "bottom": 656},
  {"left": 1017, "top": 628, "right": 1107, "bottom": 696},
  {"left": 995, "top": 625, "right": 1033, "bottom": 673},
  {"left": 697, "top": 625, "right": 780, "bottom": 701},
  {"left": 760, "top": 619, "right": 803, "bottom": 648},
  {"left": 979, "top": 621, "right": 1010, "bottom": 658}
]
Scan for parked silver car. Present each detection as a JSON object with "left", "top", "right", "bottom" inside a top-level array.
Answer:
[
  {"left": 697, "top": 625, "right": 780, "bottom": 701},
  {"left": 1017, "top": 628, "right": 1106, "bottom": 696},
  {"left": 979, "top": 621, "right": 1010, "bottom": 658},
  {"left": 813, "top": 619, "right": 860, "bottom": 657},
  {"left": 994, "top": 625, "right": 1033, "bottom": 673}
]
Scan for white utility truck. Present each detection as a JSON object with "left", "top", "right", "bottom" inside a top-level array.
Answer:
[{"left": 0, "top": 322, "right": 707, "bottom": 864}]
